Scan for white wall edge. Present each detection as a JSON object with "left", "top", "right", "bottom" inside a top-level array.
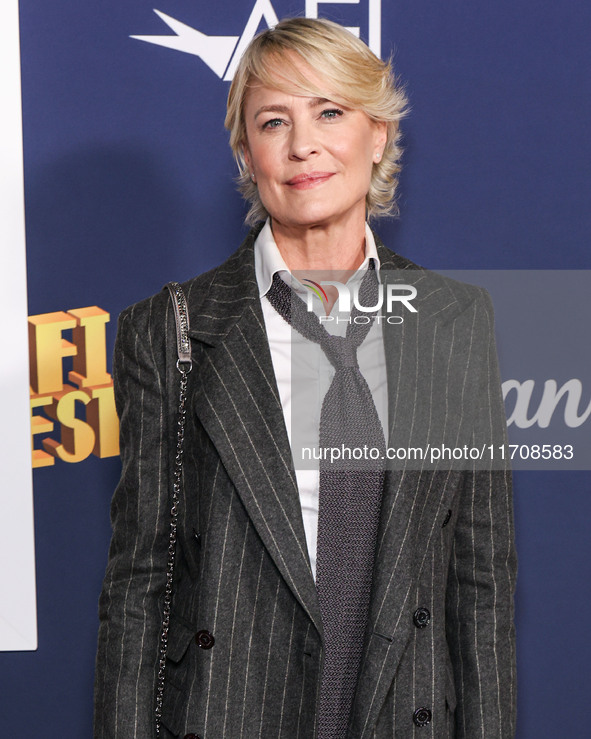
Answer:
[{"left": 0, "top": 0, "right": 38, "bottom": 652}]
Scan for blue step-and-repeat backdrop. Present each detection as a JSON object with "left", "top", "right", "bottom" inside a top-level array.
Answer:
[{"left": 2, "top": 0, "right": 590, "bottom": 736}]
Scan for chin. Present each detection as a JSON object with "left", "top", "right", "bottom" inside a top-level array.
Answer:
[{"left": 279, "top": 207, "right": 344, "bottom": 230}]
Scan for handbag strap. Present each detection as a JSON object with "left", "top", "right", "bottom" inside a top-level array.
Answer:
[{"left": 155, "top": 282, "right": 193, "bottom": 737}]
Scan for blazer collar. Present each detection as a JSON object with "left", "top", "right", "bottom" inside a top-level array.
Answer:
[{"left": 184, "top": 226, "right": 462, "bottom": 346}]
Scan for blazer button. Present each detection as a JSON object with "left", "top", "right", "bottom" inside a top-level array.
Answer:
[
  {"left": 183, "top": 735, "right": 201, "bottom": 739},
  {"left": 413, "top": 707, "right": 432, "bottom": 727},
  {"left": 195, "top": 630, "right": 215, "bottom": 649},
  {"left": 442, "top": 509, "right": 452, "bottom": 527},
  {"left": 413, "top": 607, "right": 431, "bottom": 629}
]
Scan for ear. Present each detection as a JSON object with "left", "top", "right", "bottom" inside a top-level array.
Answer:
[
  {"left": 373, "top": 120, "right": 388, "bottom": 158},
  {"left": 241, "top": 140, "right": 253, "bottom": 173}
]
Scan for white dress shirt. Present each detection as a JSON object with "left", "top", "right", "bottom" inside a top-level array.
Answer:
[{"left": 254, "top": 219, "right": 388, "bottom": 579}]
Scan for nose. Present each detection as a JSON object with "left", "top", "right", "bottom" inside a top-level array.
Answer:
[{"left": 288, "top": 120, "right": 319, "bottom": 161}]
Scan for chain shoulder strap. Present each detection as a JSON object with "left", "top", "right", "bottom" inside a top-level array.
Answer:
[{"left": 155, "top": 282, "right": 193, "bottom": 737}]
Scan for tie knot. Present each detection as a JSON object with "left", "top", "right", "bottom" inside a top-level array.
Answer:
[{"left": 323, "top": 335, "right": 358, "bottom": 370}]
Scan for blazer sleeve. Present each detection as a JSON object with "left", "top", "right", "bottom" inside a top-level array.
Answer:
[
  {"left": 94, "top": 300, "right": 170, "bottom": 738},
  {"left": 445, "top": 290, "right": 518, "bottom": 738}
]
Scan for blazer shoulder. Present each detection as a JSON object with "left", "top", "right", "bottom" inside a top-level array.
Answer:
[
  {"left": 117, "top": 225, "right": 262, "bottom": 338},
  {"left": 374, "top": 232, "right": 492, "bottom": 323}
]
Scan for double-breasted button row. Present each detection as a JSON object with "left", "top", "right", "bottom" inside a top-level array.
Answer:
[
  {"left": 195, "top": 629, "right": 215, "bottom": 649},
  {"left": 413, "top": 607, "right": 431, "bottom": 629},
  {"left": 413, "top": 707, "right": 432, "bottom": 727}
]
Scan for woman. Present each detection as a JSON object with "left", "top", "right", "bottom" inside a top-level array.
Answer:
[{"left": 94, "top": 17, "right": 517, "bottom": 739}]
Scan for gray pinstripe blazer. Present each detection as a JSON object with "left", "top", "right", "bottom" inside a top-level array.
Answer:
[{"left": 94, "top": 226, "right": 517, "bottom": 738}]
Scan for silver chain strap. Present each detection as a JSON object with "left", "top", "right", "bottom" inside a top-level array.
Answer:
[{"left": 155, "top": 283, "right": 192, "bottom": 737}]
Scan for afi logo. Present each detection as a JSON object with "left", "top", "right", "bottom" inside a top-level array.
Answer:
[{"left": 132, "top": 0, "right": 383, "bottom": 81}]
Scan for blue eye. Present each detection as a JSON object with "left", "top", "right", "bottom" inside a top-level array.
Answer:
[
  {"left": 321, "top": 108, "right": 344, "bottom": 119},
  {"left": 262, "top": 118, "right": 283, "bottom": 129}
]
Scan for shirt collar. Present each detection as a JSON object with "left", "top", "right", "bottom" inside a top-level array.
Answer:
[{"left": 254, "top": 218, "right": 381, "bottom": 299}]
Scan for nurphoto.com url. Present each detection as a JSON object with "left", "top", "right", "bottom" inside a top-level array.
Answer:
[{"left": 301, "top": 443, "right": 574, "bottom": 465}]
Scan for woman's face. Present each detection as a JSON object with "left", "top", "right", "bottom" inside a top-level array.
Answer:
[{"left": 242, "top": 71, "right": 386, "bottom": 233}]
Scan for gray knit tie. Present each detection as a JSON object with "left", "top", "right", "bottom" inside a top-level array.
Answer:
[{"left": 266, "top": 262, "right": 386, "bottom": 739}]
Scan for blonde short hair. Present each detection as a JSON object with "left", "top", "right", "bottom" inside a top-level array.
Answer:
[{"left": 225, "top": 17, "right": 408, "bottom": 225}]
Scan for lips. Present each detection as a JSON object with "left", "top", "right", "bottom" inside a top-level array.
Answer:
[{"left": 286, "top": 171, "right": 334, "bottom": 188}]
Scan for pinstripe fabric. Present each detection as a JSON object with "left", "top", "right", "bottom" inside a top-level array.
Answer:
[{"left": 94, "top": 227, "right": 517, "bottom": 738}]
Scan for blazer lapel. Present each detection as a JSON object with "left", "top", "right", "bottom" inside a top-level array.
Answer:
[
  {"left": 186, "top": 229, "right": 323, "bottom": 638},
  {"left": 350, "top": 240, "right": 476, "bottom": 736}
]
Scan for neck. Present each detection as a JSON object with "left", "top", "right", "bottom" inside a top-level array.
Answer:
[
  {"left": 271, "top": 211, "right": 367, "bottom": 274},
  {"left": 270, "top": 212, "right": 369, "bottom": 315}
]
